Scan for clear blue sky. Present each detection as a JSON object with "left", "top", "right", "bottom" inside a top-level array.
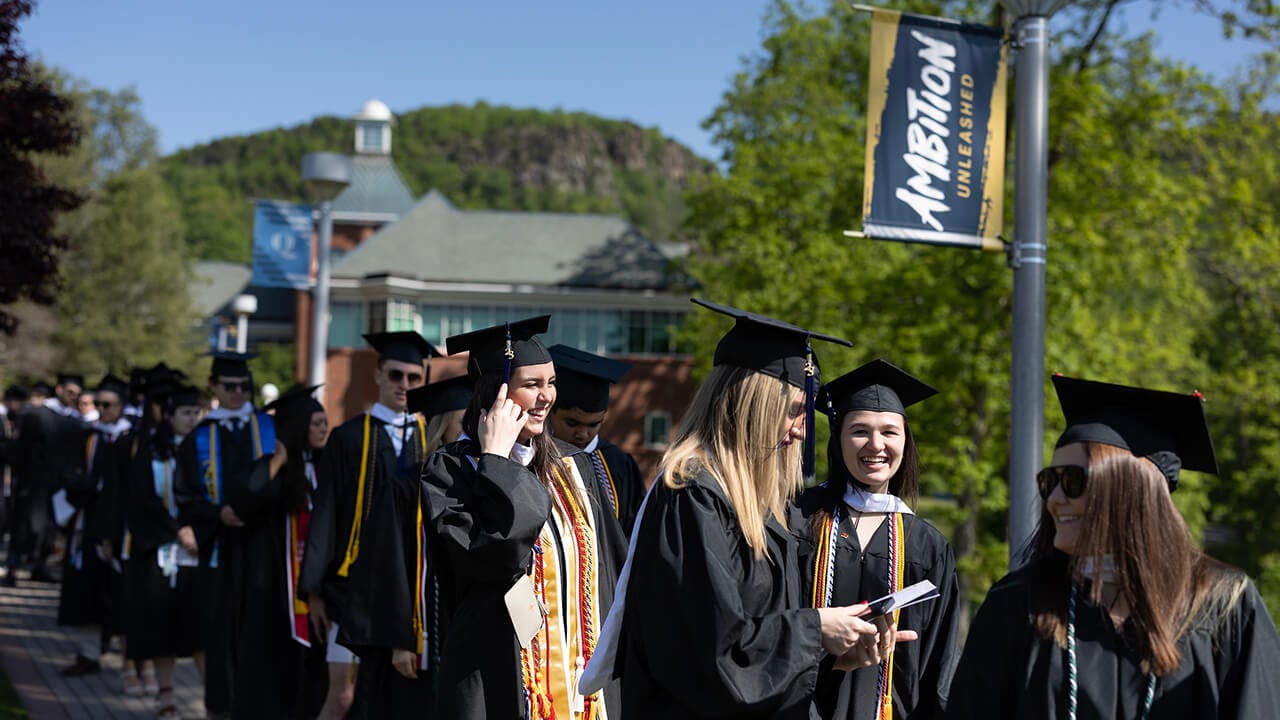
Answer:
[{"left": 20, "top": 0, "right": 1274, "bottom": 160}]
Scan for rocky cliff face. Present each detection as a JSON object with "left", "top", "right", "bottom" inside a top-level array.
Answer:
[{"left": 164, "top": 104, "right": 713, "bottom": 261}]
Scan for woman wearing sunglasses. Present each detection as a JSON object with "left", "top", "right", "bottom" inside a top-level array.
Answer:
[{"left": 947, "top": 375, "right": 1280, "bottom": 720}]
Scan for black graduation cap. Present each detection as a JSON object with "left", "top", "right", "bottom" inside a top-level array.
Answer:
[
  {"left": 445, "top": 316, "right": 552, "bottom": 382},
  {"left": 1051, "top": 374, "right": 1218, "bottom": 491},
  {"left": 206, "top": 351, "right": 256, "bottom": 378},
  {"left": 142, "top": 363, "right": 190, "bottom": 401},
  {"left": 362, "top": 331, "right": 442, "bottom": 367},
  {"left": 95, "top": 374, "right": 131, "bottom": 399},
  {"left": 3, "top": 384, "right": 30, "bottom": 402},
  {"left": 821, "top": 359, "right": 938, "bottom": 420},
  {"left": 161, "top": 385, "right": 203, "bottom": 410},
  {"left": 57, "top": 372, "right": 85, "bottom": 388},
  {"left": 693, "top": 299, "right": 851, "bottom": 388},
  {"left": 692, "top": 298, "right": 852, "bottom": 481},
  {"left": 407, "top": 375, "right": 475, "bottom": 419},
  {"left": 263, "top": 384, "right": 324, "bottom": 419},
  {"left": 547, "top": 344, "right": 632, "bottom": 413},
  {"left": 30, "top": 381, "right": 54, "bottom": 397},
  {"left": 129, "top": 367, "right": 150, "bottom": 396}
]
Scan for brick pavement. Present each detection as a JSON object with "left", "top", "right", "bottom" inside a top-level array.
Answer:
[{"left": 0, "top": 570, "right": 206, "bottom": 720}]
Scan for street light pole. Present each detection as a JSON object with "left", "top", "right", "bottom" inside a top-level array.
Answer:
[
  {"left": 1001, "top": 0, "right": 1068, "bottom": 566},
  {"left": 301, "top": 153, "right": 352, "bottom": 394}
]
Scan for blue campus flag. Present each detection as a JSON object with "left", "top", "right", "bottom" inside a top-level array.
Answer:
[
  {"left": 861, "top": 9, "right": 1008, "bottom": 250},
  {"left": 251, "top": 200, "right": 313, "bottom": 289}
]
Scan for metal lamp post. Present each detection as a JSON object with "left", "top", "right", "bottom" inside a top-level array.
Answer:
[
  {"left": 301, "top": 152, "right": 352, "bottom": 392},
  {"left": 1000, "top": 0, "right": 1069, "bottom": 566},
  {"left": 231, "top": 293, "right": 258, "bottom": 354}
]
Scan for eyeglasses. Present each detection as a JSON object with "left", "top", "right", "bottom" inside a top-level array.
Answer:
[
  {"left": 219, "top": 380, "right": 252, "bottom": 393},
  {"left": 1036, "top": 465, "right": 1088, "bottom": 499},
  {"left": 96, "top": 401, "right": 116, "bottom": 409},
  {"left": 386, "top": 369, "right": 424, "bottom": 385}
]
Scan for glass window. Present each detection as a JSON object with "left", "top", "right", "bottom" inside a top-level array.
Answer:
[
  {"left": 644, "top": 411, "right": 672, "bottom": 450},
  {"left": 367, "top": 301, "right": 387, "bottom": 334},
  {"left": 359, "top": 122, "right": 384, "bottom": 152},
  {"left": 329, "top": 301, "right": 364, "bottom": 348},
  {"left": 388, "top": 298, "right": 418, "bottom": 332}
]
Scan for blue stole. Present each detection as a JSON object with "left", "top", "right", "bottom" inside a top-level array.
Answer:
[{"left": 194, "top": 411, "right": 276, "bottom": 567}]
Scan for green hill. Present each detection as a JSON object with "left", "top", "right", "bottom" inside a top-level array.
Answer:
[{"left": 160, "top": 103, "right": 715, "bottom": 263}]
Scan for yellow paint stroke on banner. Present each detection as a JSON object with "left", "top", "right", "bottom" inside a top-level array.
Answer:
[
  {"left": 978, "top": 40, "right": 1008, "bottom": 240},
  {"left": 862, "top": 8, "right": 902, "bottom": 220}
]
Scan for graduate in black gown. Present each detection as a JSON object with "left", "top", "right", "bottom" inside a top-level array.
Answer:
[
  {"left": 126, "top": 382, "right": 207, "bottom": 718},
  {"left": 11, "top": 380, "right": 82, "bottom": 584},
  {"left": 584, "top": 299, "right": 891, "bottom": 720},
  {"left": 947, "top": 375, "right": 1280, "bottom": 720},
  {"left": 299, "top": 331, "right": 440, "bottom": 719},
  {"left": 58, "top": 374, "right": 131, "bottom": 677},
  {"left": 258, "top": 383, "right": 332, "bottom": 718},
  {"left": 796, "top": 359, "right": 960, "bottom": 720},
  {"left": 173, "top": 352, "right": 277, "bottom": 718},
  {"left": 547, "top": 344, "right": 645, "bottom": 537},
  {"left": 423, "top": 316, "right": 621, "bottom": 720}
]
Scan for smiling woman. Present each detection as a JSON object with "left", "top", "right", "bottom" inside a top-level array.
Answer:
[
  {"left": 795, "top": 358, "right": 961, "bottom": 720},
  {"left": 947, "top": 375, "right": 1280, "bottom": 720},
  {"left": 422, "top": 316, "right": 622, "bottom": 720}
]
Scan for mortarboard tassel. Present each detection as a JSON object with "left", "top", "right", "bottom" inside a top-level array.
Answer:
[
  {"left": 424, "top": 355, "right": 432, "bottom": 386},
  {"left": 802, "top": 340, "right": 817, "bottom": 483},
  {"left": 500, "top": 322, "right": 514, "bottom": 386}
]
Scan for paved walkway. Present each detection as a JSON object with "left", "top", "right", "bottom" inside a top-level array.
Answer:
[{"left": 0, "top": 570, "right": 206, "bottom": 720}]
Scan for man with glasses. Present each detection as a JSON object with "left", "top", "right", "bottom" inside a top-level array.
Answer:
[
  {"left": 51, "top": 373, "right": 86, "bottom": 418},
  {"left": 298, "top": 331, "right": 440, "bottom": 718},
  {"left": 174, "top": 352, "right": 276, "bottom": 719},
  {"left": 57, "top": 374, "right": 133, "bottom": 677}
]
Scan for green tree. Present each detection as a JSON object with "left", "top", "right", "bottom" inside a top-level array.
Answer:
[
  {"left": 683, "top": 0, "right": 1277, "bottom": 620},
  {"left": 39, "top": 69, "right": 195, "bottom": 374}
]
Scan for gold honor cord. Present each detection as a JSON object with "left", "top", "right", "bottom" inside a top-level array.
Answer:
[
  {"left": 337, "top": 414, "right": 373, "bottom": 577},
  {"left": 338, "top": 413, "right": 428, "bottom": 578},
  {"left": 878, "top": 512, "right": 906, "bottom": 720}
]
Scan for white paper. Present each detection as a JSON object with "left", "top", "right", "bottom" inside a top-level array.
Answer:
[
  {"left": 51, "top": 488, "right": 75, "bottom": 527},
  {"left": 504, "top": 574, "right": 546, "bottom": 649},
  {"left": 866, "top": 579, "right": 939, "bottom": 617}
]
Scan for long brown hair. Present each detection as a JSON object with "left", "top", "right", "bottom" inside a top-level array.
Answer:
[
  {"left": 658, "top": 366, "right": 802, "bottom": 561},
  {"left": 1029, "top": 442, "right": 1247, "bottom": 675}
]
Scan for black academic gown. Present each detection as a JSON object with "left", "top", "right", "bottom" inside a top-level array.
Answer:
[
  {"left": 173, "top": 414, "right": 272, "bottom": 716},
  {"left": 946, "top": 562, "right": 1280, "bottom": 720},
  {"left": 124, "top": 434, "right": 203, "bottom": 660},
  {"left": 57, "top": 423, "right": 124, "bottom": 628},
  {"left": 225, "top": 447, "right": 310, "bottom": 719},
  {"left": 618, "top": 469, "right": 825, "bottom": 720},
  {"left": 794, "top": 490, "right": 961, "bottom": 720},
  {"left": 595, "top": 438, "right": 645, "bottom": 537},
  {"left": 320, "top": 415, "right": 436, "bottom": 718},
  {"left": 15, "top": 405, "right": 83, "bottom": 568},
  {"left": 422, "top": 439, "right": 553, "bottom": 720}
]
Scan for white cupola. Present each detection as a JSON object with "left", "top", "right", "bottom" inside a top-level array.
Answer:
[{"left": 354, "top": 99, "right": 393, "bottom": 155}]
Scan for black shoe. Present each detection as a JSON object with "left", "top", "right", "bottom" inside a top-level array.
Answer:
[{"left": 61, "top": 654, "right": 101, "bottom": 677}]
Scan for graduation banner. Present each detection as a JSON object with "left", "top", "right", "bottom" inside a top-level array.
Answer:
[
  {"left": 251, "top": 199, "right": 313, "bottom": 289},
  {"left": 861, "top": 9, "right": 1007, "bottom": 250}
]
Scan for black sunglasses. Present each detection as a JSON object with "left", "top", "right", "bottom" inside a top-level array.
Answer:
[
  {"left": 1036, "top": 465, "right": 1088, "bottom": 499},
  {"left": 219, "top": 380, "right": 252, "bottom": 393},
  {"left": 386, "top": 369, "right": 424, "bottom": 385}
]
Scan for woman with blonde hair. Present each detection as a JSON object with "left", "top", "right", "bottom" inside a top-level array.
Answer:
[
  {"left": 947, "top": 375, "right": 1280, "bottom": 719},
  {"left": 588, "top": 300, "right": 902, "bottom": 719}
]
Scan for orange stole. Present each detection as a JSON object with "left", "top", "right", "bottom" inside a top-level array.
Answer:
[{"left": 520, "top": 461, "right": 605, "bottom": 720}]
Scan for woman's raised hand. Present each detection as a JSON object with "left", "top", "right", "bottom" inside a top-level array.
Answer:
[{"left": 478, "top": 383, "right": 527, "bottom": 458}]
